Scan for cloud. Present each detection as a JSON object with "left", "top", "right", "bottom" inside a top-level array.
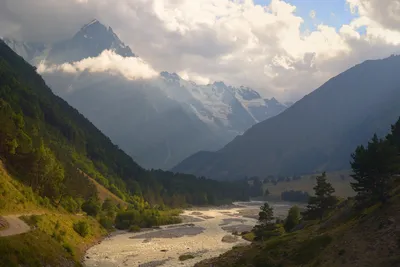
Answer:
[
  {"left": 1, "top": 0, "right": 400, "bottom": 101},
  {"left": 37, "top": 50, "right": 158, "bottom": 80}
]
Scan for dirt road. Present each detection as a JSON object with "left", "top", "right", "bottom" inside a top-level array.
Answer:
[{"left": 0, "top": 215, "right": 31, "bottom": 237}]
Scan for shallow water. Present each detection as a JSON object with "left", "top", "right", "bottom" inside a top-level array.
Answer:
[{"left": 84, "top": 202, "right": 295, "bottom": 267}]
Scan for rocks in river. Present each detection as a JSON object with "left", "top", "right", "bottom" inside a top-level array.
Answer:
[{"left": 221, "top": 235, "right": 239, "bottom": 243}]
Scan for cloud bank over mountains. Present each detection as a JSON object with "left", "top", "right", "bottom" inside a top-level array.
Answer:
[
  {"left": 1, "top": 0, "right": 400, "bottom": 101},
  {"left": 37, "top": 50, "right": 159, "bottom": 80}
]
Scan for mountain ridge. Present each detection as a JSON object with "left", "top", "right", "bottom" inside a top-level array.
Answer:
[
  {"left": 3, "top": 19, "right": 289, "bottom": 169},
  {"left": 173, "top": 54, "right": 400, "bottom": 179}
]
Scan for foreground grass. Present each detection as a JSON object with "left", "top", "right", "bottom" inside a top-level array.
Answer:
[
  {"left": 0, "top": 162, "right": 43, "bottom": 215},
  {"left": 21, "top": 213, "right": 106, "bottom": 261}
]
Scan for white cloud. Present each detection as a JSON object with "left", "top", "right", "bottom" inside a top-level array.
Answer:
[
  {"left": 37, "top": 50, "right": 158, "bottom": 80},
  {"left": 2, "top": 0, "right": 400, "bottom": 101}
]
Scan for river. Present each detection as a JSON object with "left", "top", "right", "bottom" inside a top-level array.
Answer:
[{"left": 84, "top": 201, "right": 298, "bottom": 267}]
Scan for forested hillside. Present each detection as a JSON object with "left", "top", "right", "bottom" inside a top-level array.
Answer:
[{"left": 0, "top": 39, "right": 250, "bottom": 208}]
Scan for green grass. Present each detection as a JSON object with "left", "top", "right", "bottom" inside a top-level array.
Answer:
[
  {"left": 20, "top": 213, "right": 106, "bottom": 261},
  {"left": 290, "top": 235, "right": 333, "bottom": 264},
  {"left": 0, "top": 163, "right": 42, "bottom": 215},
  {"left": 0, "top": 230, "right": 75, "bottom": 267},
  {"left": 242, "top": 231, "right": 255, "bottom": 241}
]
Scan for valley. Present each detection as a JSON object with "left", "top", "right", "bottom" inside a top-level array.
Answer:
[{"left": 1, "top": 2, "right": 400, "bottom": 267}]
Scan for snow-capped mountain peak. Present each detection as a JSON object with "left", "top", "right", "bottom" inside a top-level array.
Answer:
[{"left": 155, "top": 72, "right": 287, "bottom": 132}]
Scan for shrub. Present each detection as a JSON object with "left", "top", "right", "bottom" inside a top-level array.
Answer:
[
  {"left": 128, "top": 225, "right": 141, "bottom": 232},
  {"left": 284, "top": 206, "right": 301, "bottom": 232},
  {"left": 61, "top": 196, "right": 80, "bottom": 213},
  {"left": 73, "top": 221, "right": 90, "bottom": 237},
  {"left": 81, "top": 199, "right": 101, "bottom": 217},
  {"left": 63, "top": 243, "right": 74, "bottom": 256},
  {"left": 99, "top": 216, "right": 114, "bottom": 230}
]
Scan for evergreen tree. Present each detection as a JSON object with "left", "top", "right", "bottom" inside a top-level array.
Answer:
[
  {"left": 258, "top": 202, "right": 274, "bottom": 225},
  {"left": 284, "top": 205, "right": 301, "bottom": 232},
  {"left": 351, "top": 133, "right": 399, "bottom": 203},
  {"left": 304, "top": 172, "right": 336, "bottom": 220}
]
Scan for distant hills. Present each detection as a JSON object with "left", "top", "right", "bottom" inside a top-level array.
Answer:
[
  {"left": 173, "top": 55, "right": 400, "bottom": 179},
  {"left": 3, "top": 19, "right": 289, "bottom": 169}
]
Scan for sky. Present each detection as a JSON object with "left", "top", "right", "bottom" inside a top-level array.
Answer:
[{"left": 1, "top": 0, "right": 400, "bottom": 101}]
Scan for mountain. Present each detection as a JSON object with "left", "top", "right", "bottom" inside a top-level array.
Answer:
[
  {"left": 173, "top": 55, "right": 400, "bottom": 179},
  {"left": 158, "top": 72, "right": 289, "bottom": 134},
  {"left": 3, "top": 20, "right": 288, "bottom": 170},
  {"left": 0, "top": 40, "right": 254, "bottom": 266},
  {"left": 3, "top": 19, "right": 135, "bottom": 65},
  {"left": 0, "top": 38, "right": 251, "bottom": 207}
]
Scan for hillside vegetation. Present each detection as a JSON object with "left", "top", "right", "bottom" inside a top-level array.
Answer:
[{"left": 196, "top": 117, "right": 400, "bottom": 267}]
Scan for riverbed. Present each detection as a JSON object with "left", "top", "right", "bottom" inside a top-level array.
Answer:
[{"left": 84, "top": 201, "right": 296, "bottom": 267}]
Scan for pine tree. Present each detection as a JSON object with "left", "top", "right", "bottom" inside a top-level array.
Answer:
[
  {"left": 351, "top": 133, "right": 399, "bottom": 203},
  {"left": 254, "top": 202, "right": 280, "bottom": 241},
  {"left": 258, "top": 202, "right": 274, "bottom": 225},
  {"left": 304, "top": 172, "right": 336, "bottom": 220}
]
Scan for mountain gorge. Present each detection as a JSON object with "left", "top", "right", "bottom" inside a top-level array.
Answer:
[
  {"left": 3, "top": 20, "right": 289, "bottom": 169},
  {"left": 173, "top": 55, "right": 400, "bottom": 179}
]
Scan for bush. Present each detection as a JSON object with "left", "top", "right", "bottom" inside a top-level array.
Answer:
[
  {"left": 63, "top": 243, "right": 74, "bottom": 256},
  {"left": 81, "top": 199, "right": 101, "bottom": 217},
  {"left": 99, "top": 216, "right": 114, "bottom": 230},
  {"left": 73, "top": 221, "right": 90, "bottom": 237},
  {"left": 128, "top": 225, "right": 141, "bottom": 232},
  {"left": 284, "top": 206, "right": 301, "bottom": 232},
  {"left": 61, "top": 196, "right": 80, "bottom": 213},
  {"left": 21, "top": 214, "right": 41, "bottom": 226}
]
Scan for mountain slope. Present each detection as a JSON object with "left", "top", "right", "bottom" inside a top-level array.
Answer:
[
  {"left": 0, "top": 39, "right": 250, "bottom": 208},
  {"left": 173, "top": 55, "right": 400, "bottom": 179},
  {"left": 3, "top": 20, "right": 288, "bottom": 170}
]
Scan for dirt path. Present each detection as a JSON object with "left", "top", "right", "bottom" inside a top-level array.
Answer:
[
  {"left": 0, "top": 215, "right": 31, "bottom": 237},
  {"left": 0, "top": 212, "right": 44, "bottom": 237}
]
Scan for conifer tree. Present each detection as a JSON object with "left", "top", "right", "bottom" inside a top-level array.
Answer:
[
  {"left": 351, "top": 131, "right": 399, "bottom": 203},
  {"left": 304, "top": 172, "right": 336, "bottom": 220}
]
